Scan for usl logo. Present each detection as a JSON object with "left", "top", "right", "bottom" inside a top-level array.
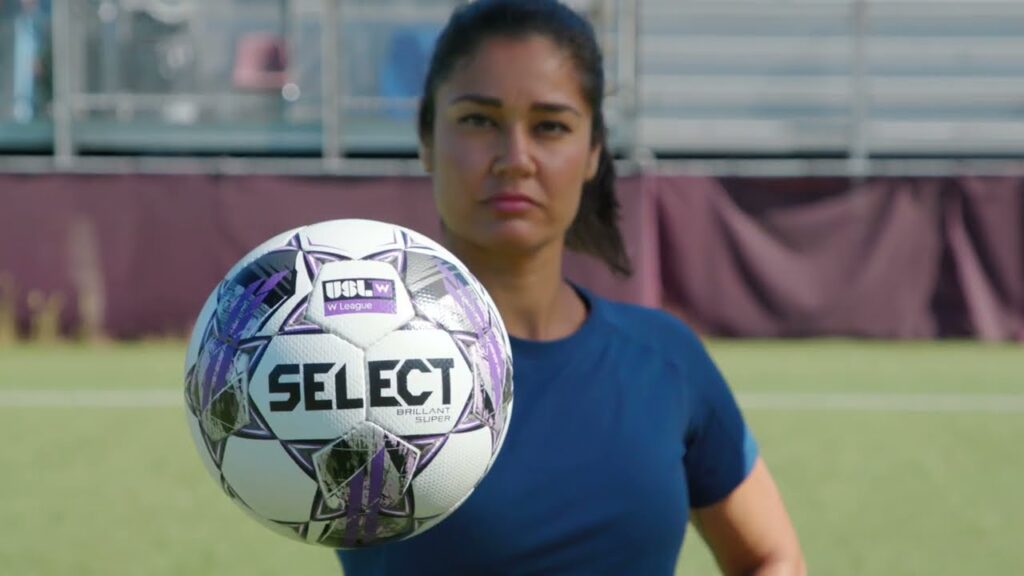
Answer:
[
  {"left": 322, "top": 278, "right": 397, "bottom": 316},
  {"left": 324, "top": 278, "right": 393, "bottom": 301}
]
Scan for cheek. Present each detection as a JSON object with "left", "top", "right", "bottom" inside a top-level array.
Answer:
[
  {"left": 545, "top": 144, "right": 593, "bottom": 210},
  {"left": 432, "top": 131, "right": 489, "bottom": 214},
  {"left": 437, "top": 127, "right": 483, "bottom": 178}
]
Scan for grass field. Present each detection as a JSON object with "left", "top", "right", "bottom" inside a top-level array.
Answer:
[{"left": 1, "top": 339, "right": 1021, "bottom": 575}]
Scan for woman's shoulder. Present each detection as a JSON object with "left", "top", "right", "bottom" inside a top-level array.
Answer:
[
  {"left": 587, "top": 291, "right": 709, "bottom": 365},
  {"left": 586, "top": 293, "right": 731, "bottom": 412}
]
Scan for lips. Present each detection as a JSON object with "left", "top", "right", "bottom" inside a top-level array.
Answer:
[
  {"left": 485, "top": 189, "right": 540, "bottom": 202},
  {"left": 486, "top": 192, "right": 536, "bottom": 205},
  {"left": 485, "top": 192, "right": 536, "bottom": 213}
]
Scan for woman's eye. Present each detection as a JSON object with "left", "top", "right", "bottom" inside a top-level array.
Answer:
[
  {"left": 459, "top": 114, "right": 496, "bottom": 128},
  {"left": 536, "top": 120, "right": 570, "bottom": 135}
]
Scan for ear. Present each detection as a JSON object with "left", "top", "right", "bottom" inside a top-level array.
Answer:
[
  {"left": 585, "top": 143, "right": 602, "bottom": 181},
  {"left": 419, "top": 139, "right": 434, "bottom": 173}
]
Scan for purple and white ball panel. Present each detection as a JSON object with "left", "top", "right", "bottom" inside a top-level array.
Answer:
[
  {"left": 407, "top": 426, "right": 493, "bottom": 519},
  {"left": 299, "top": 219, "right": 409, "bottom": 260},
  {"left": 223, "top": 227, "right": 304, "bottom": 280},
  {"left": 185, "top": 289, "right": 219, "bottom": 372},
  {"left": 220, "top": 436, "right": 320, "bottom": 524}
]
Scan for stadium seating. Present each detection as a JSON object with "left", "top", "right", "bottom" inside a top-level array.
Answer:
[
  {"left": 2, "top": 0, "right": 1024, "bottom": 160},
  {"left": 636, "top": 0, "right": 1024, "bottom": 157}
]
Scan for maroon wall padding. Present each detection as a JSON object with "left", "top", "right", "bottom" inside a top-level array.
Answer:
[
  {"left": 947, "top": 177, "right": 1024, "bottom": 341},
  {"left": 1, "top": 174, "right": 1020, "bottom": 340},
  {"left": 656, "top": 177, "right": 946, "bottom": 338}
]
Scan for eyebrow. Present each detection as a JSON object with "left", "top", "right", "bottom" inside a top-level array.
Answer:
[{"left": 447, "top": 93, "right": 583, "bottom": 117}]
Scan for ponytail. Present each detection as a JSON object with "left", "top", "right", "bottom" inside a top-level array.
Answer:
[{"left": 566, "top": 145, "right": 633, "bottom": 277}]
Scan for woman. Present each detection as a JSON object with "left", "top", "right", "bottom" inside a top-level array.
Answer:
[{"left": 339, "top": 1, "right": 805, "bottom": 574}]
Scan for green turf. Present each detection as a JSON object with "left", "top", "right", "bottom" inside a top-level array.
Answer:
[
  {"left": 708, "top": 339, "right": 1024, "bottom": 394},
  {"left": 0, "top": 408, "right": 338, "bottom": 576},
  {"left": 678, "top": 411, "right": 1024, "bottom": 575},
  {"left": 0, "top": 341, "right": 187, "bottom": 391},
  {"left": 0, "top": 339, "right": 1021, "bottom": 575}
]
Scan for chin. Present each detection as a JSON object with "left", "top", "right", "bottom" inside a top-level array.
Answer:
[{"left": 477, "top": 223, "right": 557, "bottom": 255}]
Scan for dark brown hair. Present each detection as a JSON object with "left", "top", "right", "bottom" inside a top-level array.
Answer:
[{"left": 418, "top": 0, "right": 632, "bottom": 277}]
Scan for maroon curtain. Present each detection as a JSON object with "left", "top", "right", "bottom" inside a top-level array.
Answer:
[
  {"left": 656, "top": 177, "right": 945, "bottom": 338},
  {"left": 1, "top": 174, "right": 1020, "bottom": 340}
]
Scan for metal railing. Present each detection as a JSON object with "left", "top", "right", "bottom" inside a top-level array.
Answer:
[{"left": 1, "top": 0, "right": 1023, "bottom": 177}]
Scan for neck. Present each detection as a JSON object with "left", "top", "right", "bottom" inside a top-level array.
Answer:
[{"left": 444, "top": 233, "right": 585, "bottom": 341}]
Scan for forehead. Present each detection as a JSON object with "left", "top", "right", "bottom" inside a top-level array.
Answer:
[{"left": 442, "top": 35, "right": 589, "bottom": 107}]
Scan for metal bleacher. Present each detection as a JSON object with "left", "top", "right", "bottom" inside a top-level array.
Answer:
[
  {"left": 636, "top": 0, "right": 1024, "bottom": 160},
  {"left": 1, "top": 0, "right": 1023, "bottom": 175}
]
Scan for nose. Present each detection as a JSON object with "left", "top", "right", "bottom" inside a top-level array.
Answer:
[{"left": 492, "top": 124, "right": 536, "bottom": 179}]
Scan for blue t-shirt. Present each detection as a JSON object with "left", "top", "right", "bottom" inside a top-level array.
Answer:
[{"left": 338, "top": 287, "right": 758, "bottom": 575}]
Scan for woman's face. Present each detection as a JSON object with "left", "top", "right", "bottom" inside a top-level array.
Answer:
[{"left": 422, "top": 35, "right": 601, "bottom": 257}]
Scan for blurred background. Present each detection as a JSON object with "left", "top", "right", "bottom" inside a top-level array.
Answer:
[{"left": 0, "top": 1, "right": 1021, "bottom": 575}]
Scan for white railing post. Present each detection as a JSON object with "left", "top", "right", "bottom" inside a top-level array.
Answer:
[
  {"left": 321, "top": 0, "right": 342, "bottom": 170},
  {"left": 51, "top": 0, "right": 75, "bottom": 169},
  {"left": 848, "top": 0, "right": 870, "bottom": 178},
  {"left": 617, "top": 0, "right": 643, "bottom": 165}
]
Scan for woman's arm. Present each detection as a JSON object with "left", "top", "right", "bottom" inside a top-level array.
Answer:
[{"left": 691, "top": 457, "right": 806, "bottom": 576}]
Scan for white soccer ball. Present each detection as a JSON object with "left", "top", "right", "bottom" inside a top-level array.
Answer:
[{"left": 184, "top": 219, "right": 513, "bottom": 548}]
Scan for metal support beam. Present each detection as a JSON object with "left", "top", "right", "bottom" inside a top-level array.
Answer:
[
  {"left": 51, "top": 0, "right": 75, "bottom": 169},
  {"left": 321, "top": 0, "right": 342, "bottom": 169},
  {"left": 616, "top": 0, "right": 640, "bottom": 162},
  {"left": 848, "top": 0, "right": 871, "bottom": 178}
]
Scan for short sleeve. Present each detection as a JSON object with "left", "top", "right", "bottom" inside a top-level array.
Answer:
[{"left": 681, "top": 333, "right": 759, "bottom": 509}]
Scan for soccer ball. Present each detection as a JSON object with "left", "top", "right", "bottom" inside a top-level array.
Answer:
[{"left": 184, "top": 219, "right": 513, "bottom": 548}]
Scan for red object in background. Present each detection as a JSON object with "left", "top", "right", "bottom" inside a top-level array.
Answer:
[{"left": 232, "top": 33, "right": 288, "bottom": 90}]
